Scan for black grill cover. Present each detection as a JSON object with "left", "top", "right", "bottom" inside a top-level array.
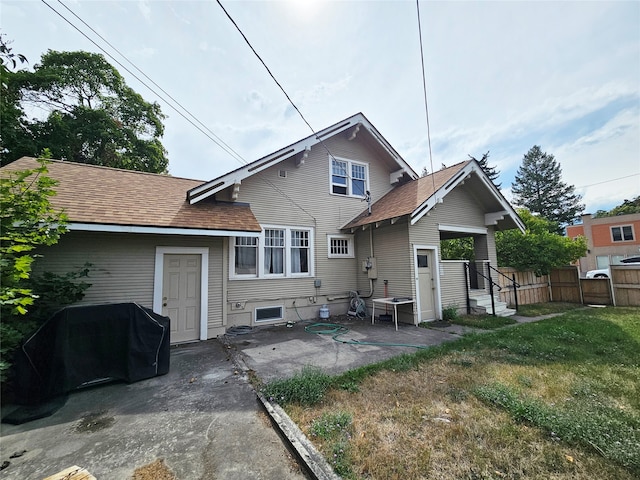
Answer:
[{"left": 13, "top": 302, "right": 170, "bottom": 405}]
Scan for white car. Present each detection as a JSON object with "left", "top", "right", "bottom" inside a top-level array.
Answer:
[
  {"left": 585, "top": 268, "right": 610, "bottom": 279},
  {"left": 585, "top": 256, "right": 640, "bottom": 278}
]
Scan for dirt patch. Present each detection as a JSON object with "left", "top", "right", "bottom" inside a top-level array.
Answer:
[
  {"left": 132, "top": 459, "right": 176, "bottom": 480},
  {"left": 74, "top": 411, "right": 115, "bottom": 433}
]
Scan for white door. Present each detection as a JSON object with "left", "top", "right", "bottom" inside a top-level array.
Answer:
[
  {"left": 417, "top": 249, "right": 436, "bottom": 321},
  {"left": 162, "top": 254, "right": 201, "bottom": 343}
]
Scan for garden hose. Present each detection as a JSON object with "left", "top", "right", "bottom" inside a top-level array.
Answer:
[{"left": 304, "top": 322, "right": 430, "bottom": 349}]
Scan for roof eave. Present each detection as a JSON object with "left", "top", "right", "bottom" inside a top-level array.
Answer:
[
  {"left": 67, "top": 222, "right": 261, "bottom": 237},
  {"left": 187, "top": 113, "right": 418, "bottom": 204}
]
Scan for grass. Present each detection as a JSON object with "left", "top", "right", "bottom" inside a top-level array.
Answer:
[
  {"left": 265, "top": 306, "right": 640, "bottom": 479},
  {"left": 516, "top": 301, "right": 583, "bottom": 317},
  {"left": 449, "top": 313, "right": 517, "bottom": 329}
]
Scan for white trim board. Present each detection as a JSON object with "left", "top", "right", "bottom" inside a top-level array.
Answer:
[{"left": 68, "top": 222, "right": 260, "bottom": 237}]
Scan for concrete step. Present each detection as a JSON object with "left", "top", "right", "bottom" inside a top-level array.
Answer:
[{"left": 469, "top": 293, "right": 516, "bottom": 317}]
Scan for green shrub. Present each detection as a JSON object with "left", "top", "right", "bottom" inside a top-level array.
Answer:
[
  {"left": 442, "top": 304, "right": 460, "bottom": 322},
  {"left": 0, "top": 265, "right": 92, "bottom": 383}
]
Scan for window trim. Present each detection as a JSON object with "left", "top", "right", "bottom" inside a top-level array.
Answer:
[
  {"left": 611, "top": 225, "right": 634, "bottom": 242},
  {"left": 329, "top": 156, "right": 369, "bottom": 198},
  {"left": 230, "top": 225, "right": 315, "bottom": 280},
  {"left": 328, "top": 234, "right": 355, "bottom": 258}
]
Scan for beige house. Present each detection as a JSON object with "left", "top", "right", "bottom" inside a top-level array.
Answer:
[{"left": 3, "top": 113, "right": 524, "bottom": 344}]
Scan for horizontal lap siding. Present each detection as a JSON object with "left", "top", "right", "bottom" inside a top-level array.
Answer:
[
  {"left": 436, "top": 187, "right": 489, "bottom": 228},
  {"left": 227, "top": 134, "right": 398, "bottom": 324},
  {"left": 33, "top": 231, "right": 156, "bottom": 307},
  {"left": 362, "top": 221, "right": 413, "bottom": 322},
  {"left": 440, "top": 261, "right": 468, "bottom": 310},
  {"left": 33, "top": 231, "right": 224, "bottom": 335}
]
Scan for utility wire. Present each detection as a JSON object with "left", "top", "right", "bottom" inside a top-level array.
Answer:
[
  {"left": 48, "top": 0, "right": 319, "bottom": 222},
  {"left": 215, "top": 0, "right": 369, "bottom": 200},
  {"left": 56, "top": 0, "right": 247, "bottom": 165},
  {"left": 576, "top": 173, "right": 640, "bottom": 190},
  {"left": 416, "top": 0, "right": 435, "bottom": 191},
  {"left": 215, "top": 0, "right": 317, "bottom": 138},
  {"left": 41, "top": 0, "right": 247, "bottom": 166}
]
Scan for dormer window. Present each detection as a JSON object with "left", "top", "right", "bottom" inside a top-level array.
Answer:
[{"left": 331, "top": 157, "right": 368, "bottom": 197}]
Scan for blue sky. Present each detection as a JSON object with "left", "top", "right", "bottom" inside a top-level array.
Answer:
[{"left": 2, "top": 0, "right": 639, "bottom": 214}]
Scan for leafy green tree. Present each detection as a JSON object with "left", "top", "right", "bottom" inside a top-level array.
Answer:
[
  {"left": 3, "top": 50, "right": 168, "bottom": 173},
  {"left": 593, "top": 196, "right": 640, "bottom": 218},
  {"left": 441, "top": 237, "right": 474, "bottom": 260},
  {"left": 0, "top": 34, "right": 35, "bottom": 166},
  {"left": 469, "top": 151, "right": 501, "bottom": 189},
  {"left": 511, "top": 146, "right": 584, "bottom": 233},
  {"left": 496, "top": 209, "right": 587, "bottom": 275}
]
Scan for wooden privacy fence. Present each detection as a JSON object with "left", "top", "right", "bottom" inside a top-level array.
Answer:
[
  {"left": 496, "top": 265, "right": 640, "bottom": 307},
  {"left": 610, "top": 266, "right": 640, "bottom": 306},
  {"left": 496, "top": 267, "right": 550, "bottom": 305}
]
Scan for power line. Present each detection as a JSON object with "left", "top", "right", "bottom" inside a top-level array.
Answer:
[
  {"left": 41, "top": 0, "right": 247, "bottom": 166},
  {"left": 215, "top": 0, "right": 367, "bottom": 199},
  {"left": 56, "top": 0, "right": 247, "bottom": 166},
  {"left": 215, "top": 0, "right": 317, "bottom": 138},
  {"left": 576, "top": 172, "right": 640, "bottom": 190},
  {"left": 416, "top": 0, "right": 435, "bottom": 192}
]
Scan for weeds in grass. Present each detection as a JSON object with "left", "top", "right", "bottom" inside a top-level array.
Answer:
[
  {"left": 310, "top": 411, "right": 354, "bottom": 478},
  {"left": 261, "top": 366, "right": 331, "bottom": 405},
  {"left": 475, "top": 383, "right": 640, "bottom": 473}
]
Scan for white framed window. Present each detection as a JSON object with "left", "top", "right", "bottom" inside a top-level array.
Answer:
[
  {"left": 230, "top": 226, "right": 314, "bottom": 279},
  {"left": 264, "top": 228, "right": 285, "bottom": 275},
  {"left": 611, "top": 225, "right": 634, "bottom": 242},
  {"left": 328, "top": 234, "right": 354, "bottom": 258},
  {"left": 291, "top": 229, "right": 310, "bottom": 274},
  {"left": 233, "top": 236, "right": 258, "bottom": 276},
  {"left": 330, "top": 156, "right": 368, "bottom": 197}
]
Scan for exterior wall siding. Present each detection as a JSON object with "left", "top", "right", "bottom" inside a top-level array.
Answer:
[
  {"left": 440, "top": 261, "right": 468, "bottom": 311},
  {"left": 354, "top": 220, "right": 413, "bottom": 322},
  {"left": 434, "top": 186, "right": 488, "bottom": 229},
  {"left": 226, "top": 133, "right": 401, "bottom": 326},
  {"left": 32, "top": 231, "right": 226, "bottom": 338}
]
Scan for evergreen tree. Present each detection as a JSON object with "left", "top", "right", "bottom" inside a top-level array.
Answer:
[
  {"left": 511, "top": 145, "right": 584, "bottom": 233},
  {"left": 469, "top": 151, "right": 501, "bottom": 188}
]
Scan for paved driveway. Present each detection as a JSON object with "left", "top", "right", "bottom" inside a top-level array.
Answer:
[{"left": 0, "top": 340, "right": 307, "bottom": 480}]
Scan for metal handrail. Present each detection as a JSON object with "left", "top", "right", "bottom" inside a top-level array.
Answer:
[
  {"left": 466, "top": 262, "right": 502, "bottom": 292},
  {"left": 488, "top": 264, "right": 521, "bottom": 289},
  {"left": 464, "top": 261, "right": 522, "bottom": 316}
]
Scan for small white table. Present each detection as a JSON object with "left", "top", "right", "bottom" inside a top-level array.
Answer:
[{"left": 371, "top": 297, "right": 415, "bottom": 331}]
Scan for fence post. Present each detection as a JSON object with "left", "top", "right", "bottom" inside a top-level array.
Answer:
[{"left": 512, "top": 273, "right": 519, "bottom": 312}]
